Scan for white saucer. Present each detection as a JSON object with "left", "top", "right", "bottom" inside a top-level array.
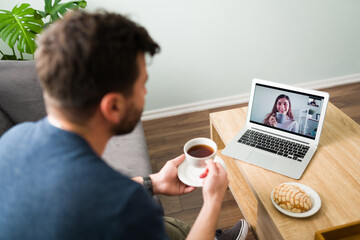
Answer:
[
  {"left": 178, "top": 156, "right": 226, "bottom": 187},
  {"left": 271, "top": 182, "right": 321, "bottom": 218}
]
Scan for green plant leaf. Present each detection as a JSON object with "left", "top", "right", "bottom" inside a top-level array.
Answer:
[
  {"left": 34, "top": 10, "right": 45, "bottom": 20},
  {"left": 0, "top": 3, "right": 44, "bottom": 54},
  {"left": 44, "top": 0, "right": 87, "bottom": 23}
]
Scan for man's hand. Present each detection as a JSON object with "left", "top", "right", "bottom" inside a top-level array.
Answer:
[
  {"left": 186, "top": 160, "right": 229, "bottom": 240},
  {"left": 201, "top": 160, "right": 228, "bottom": 206},
  {"left": 150, "top": 154, "right": 196, "bottom": 196}
]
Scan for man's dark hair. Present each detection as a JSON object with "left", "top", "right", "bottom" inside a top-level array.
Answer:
[{"left": 35, "top": 10, "right": 160, "bottom": 120}]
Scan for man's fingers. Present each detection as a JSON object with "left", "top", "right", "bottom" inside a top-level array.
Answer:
[
  {"left": 183, "top": 186, "right": 196, "bottom": 194},
  {"left": 171, "top": 154, "right": 185, "bottom": 167},
  {"left": 206, "top": 159, "right": 217, "bottom": 172},
  {"left": 214, "top": 162, "right": 226, "bottom": 175},
  {"left": 199, "top": 160, "right": 219, "bottom": 179}
]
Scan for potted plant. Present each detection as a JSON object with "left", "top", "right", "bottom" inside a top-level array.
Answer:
[
  {"left": 308, "top": 109, "right": 315, "bottom": 118},
  {"left": 0, "top": 0, "right": 87, "bottom": 60}
]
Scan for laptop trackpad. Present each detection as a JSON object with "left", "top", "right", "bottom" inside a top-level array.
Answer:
[{"left": 247, "top": 150, "right": 278, "bottom": 169}]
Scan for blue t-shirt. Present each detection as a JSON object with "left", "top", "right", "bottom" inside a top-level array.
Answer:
[{"left": 0, "top": 118, "right": 168, "bottom": 240}]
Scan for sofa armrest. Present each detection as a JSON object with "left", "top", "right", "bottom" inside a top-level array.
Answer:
[{"left": 102, "top": 121, "right": 153, "bottom": 178}]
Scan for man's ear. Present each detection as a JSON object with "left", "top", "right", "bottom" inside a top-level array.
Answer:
[{"left": 100, "top": 93, "right": 126, "bottom": 123}]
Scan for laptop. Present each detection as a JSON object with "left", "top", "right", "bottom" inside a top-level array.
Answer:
[{"left": 222, "top": 78, "right": 329, "bottom": 179}]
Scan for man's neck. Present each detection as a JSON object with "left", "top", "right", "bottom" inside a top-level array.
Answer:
[
  {"left": 48, "top": 115, "right": 63, "bottom": 129},
  {"left": 48, "top": 114, "right": 111, "bottom": 156}
]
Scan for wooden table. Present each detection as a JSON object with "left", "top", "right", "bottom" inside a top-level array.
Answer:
[{"left": 210, "top": 102, "right": 360, "bottom": 240}]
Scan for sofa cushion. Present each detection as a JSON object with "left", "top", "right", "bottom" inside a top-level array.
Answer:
[
  {"left": 0, "top": 109, "right": 13, "bottom": 136},
  {"left": 0, "top": 61, "right": 46, "bottom": 124}
]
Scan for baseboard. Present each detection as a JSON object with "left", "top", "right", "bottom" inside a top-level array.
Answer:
[
  {"left": 141, "top": 73, "right": 360, "bottom": 121},
  {"left": 294, "top": 73, "right": 360, "bottom": 89}
]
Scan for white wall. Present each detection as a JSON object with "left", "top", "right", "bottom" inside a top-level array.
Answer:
[{"left": 2, "top": 0, "right": 360, "bottom": 112}]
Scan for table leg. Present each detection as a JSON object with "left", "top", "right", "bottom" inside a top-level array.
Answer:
[
  {"left": 210, "top": 121, "right": 226, "bottom": 149},
  {"left": 257, "top": 199, "right": 283, "bottom": 240}
]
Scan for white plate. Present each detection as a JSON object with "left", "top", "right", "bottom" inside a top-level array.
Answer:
[
  {"left": 271, "top": 182, "right": 321, "bottom": 218},
  {"left": 178, "top": 156, "right": 226, "bottom": 187}
]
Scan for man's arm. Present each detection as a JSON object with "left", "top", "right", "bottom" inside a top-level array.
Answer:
[
  {"left": 133, "top": 156, "right": 229, "bottom": 240},
  {"left": 132, "top": 154, "right": 196, "bottom": 195},
  {"left": 186, "top": 160, "right": 228, "bottom": 240}
]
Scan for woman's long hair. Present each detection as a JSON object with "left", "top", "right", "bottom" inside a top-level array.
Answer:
[{"left": 263, "top": 94, "right": 294, "bottom": 125}]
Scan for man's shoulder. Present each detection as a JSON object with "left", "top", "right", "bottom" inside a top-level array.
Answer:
[
  {"left": 1, "top": 121, "right": 35, "bottom": 137},
  {"left": 0, "top": 121, "right": 37, "bottom": 151},
  {"left": 0, "top": 118, "right": 54, "bottom": 142}
]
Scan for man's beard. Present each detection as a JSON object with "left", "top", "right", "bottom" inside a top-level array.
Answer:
[{"left": 112, "top": 102, "right": 143, "bottom": 135}]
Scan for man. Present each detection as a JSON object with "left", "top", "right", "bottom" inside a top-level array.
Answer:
[{"left": 0, "top": 11, "right": 248, "bottom": 240}]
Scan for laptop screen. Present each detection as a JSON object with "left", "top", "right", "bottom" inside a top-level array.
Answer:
[{"left": 249, "top": 83, "right": 325, "bottom": 140}]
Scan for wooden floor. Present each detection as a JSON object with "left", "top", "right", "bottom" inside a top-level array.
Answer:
[{"left": 142, "top": 82, "right": 360, "bottom": 239}]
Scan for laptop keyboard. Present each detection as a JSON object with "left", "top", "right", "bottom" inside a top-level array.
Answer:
[{"left": 237, "top": 130, "right": 310, "bottom": 162}]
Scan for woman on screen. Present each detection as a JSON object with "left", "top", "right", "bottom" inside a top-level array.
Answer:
[{"left": 263, "top": 94, "right": 299, "bottom": 133}]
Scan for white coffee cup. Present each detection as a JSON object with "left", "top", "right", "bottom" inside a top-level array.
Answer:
[
  {"left": 276, "top": 112, "right": 286, "bottom": 124},
  {"left": 184, "top": 138, "right": 217, "bottom": 168}
]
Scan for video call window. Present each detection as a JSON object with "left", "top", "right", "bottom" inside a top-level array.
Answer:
[{"left": 250, "top": 84, "right": 324, "bottom": 140}]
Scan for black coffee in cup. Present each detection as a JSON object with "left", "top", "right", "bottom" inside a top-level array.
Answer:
[
  {"left": 187, "top": 144, "right": 214, "bottom": 158},
  {"left": 184, "top": 137, "right": 217, "bottom": 168}
]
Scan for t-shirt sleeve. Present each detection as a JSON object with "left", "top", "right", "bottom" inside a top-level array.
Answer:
[{"left": 117, "top": 185, "right": 169, "bottom": 240}]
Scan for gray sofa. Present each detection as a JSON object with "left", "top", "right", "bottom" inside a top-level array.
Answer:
[{"left": 0, "top": 60, "right": 153, "bottom": 178}]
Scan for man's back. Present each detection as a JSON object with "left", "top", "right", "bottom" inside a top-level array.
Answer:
[{"left": 0, "top": 118, "right": 167, "bottom": 240}]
